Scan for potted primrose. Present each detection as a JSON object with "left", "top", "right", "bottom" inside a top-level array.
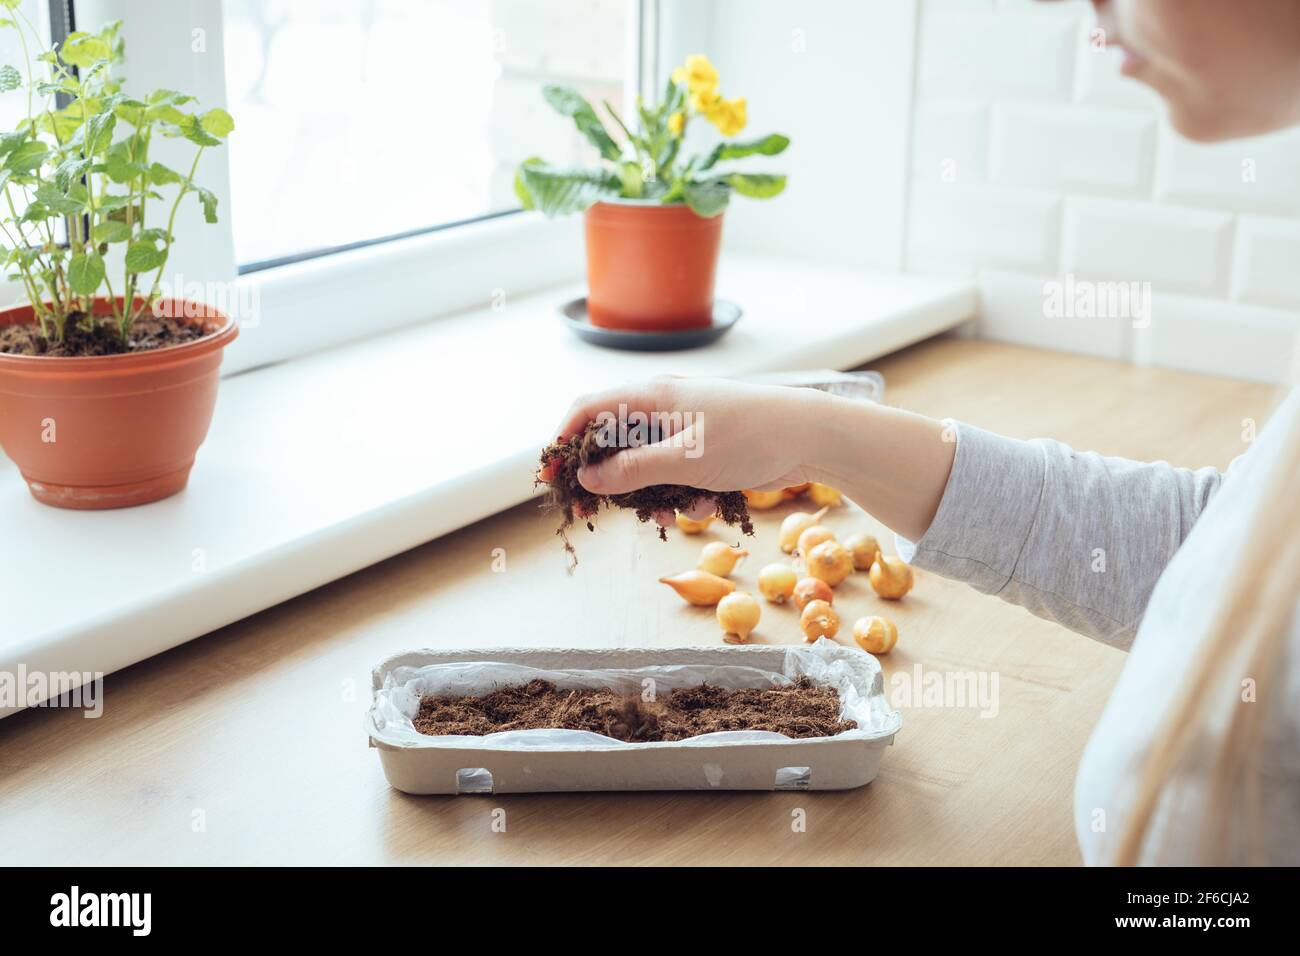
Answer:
[
  {"left": 516, "top": 54, "right": 788, "bottom": 332},
  {"left": 0, "top": 18, "right": 235, "bottom": 509}
]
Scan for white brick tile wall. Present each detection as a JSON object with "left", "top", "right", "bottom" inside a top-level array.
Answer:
[
  {"left": 990, "top": 104, "right": 1155, "bottom": 196},
  {"left": 908, "top": 185, "right": 1060, "bottom": 275},
  {"left": 1154, "top": 124, "right": 1300, "bottom": 215},
  {"left": 1232, "top": 216, "right": 1300, "bottom": 310},
  {"left": 979, "top": 270, "right": 1132, "bottom": 358},
  {"left": 912, "top": 100, "right": 988, "bottom": 186},
  {"left": 1133, "top": 295, "right": 1300, "bottom": 384},
  {"left": 906, "top": 0, "right": 1300, "bottom": 382},
  {"left": 916, "top": 8, "right": 1082, "bottom": 101},
  {"left": 1062, "top": 199, "right": 1234, "bottom": 297}
]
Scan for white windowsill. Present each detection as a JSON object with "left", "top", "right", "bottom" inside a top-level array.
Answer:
[{"left": 0, "top": 253, "right": 974, "bottom": 715}]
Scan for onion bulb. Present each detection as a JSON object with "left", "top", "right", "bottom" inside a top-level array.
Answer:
[
  {"left": 717, "top": 591, "right": 761, "bottom": 644},
  {"left": 806, "top": 541, "right": 854, "bottom": 588},
  {"left": 698, "top": 541, "right": 747, "bottom": 577},
  {"left": 799, "top": 599, "right": 840, "bottom": 643},
  {"left": 743, "top": 489, "right": 785, "bottom": 510},
  {"left": 676, "top": 512, "right": 715, "bottom": 534},
  {"left": 659, "top": 570, "right": 735, "bottom": 606},
  {"left": 758, "top": 563, "right": 797, "bottom": 604},
  {"left": 792, "top": 577, "right": 833, "bottom": 610},
  {"left": 853, "top": 616, "right": 898, "bottom": 654},
  {"left": 796, "top": 524, "right": 836, "bottom": 557},
  {"left": 868, "top": 555, "right": 914, "bottom": 600},
  {"left": 778, "top": 506, "right": 830, "bottom": 553},
  {"left": 844, "top": 532, "right": 881, "bottom": 571},
  {"left": 808, "top": 483, "right": 843, "bottom": 508}
]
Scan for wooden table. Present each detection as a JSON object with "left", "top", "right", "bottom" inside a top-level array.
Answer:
[{"left": 0, "top": 339, "right": 1284, "bottom": 865}]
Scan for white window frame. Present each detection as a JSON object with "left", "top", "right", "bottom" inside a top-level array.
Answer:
[{"left": 70, "top": 0, "right": 649, "bottom": 375}]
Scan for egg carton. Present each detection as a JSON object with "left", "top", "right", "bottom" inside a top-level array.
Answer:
[{"left": 366, "top": 641, "right": 900, "bottom": 794}]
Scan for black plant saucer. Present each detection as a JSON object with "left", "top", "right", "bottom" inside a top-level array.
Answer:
[{"left": 559, "top": 297, "right": 742, "bottom": 351}]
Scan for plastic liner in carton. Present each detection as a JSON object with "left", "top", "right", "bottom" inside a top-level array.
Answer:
[{"left": 367, "top": 640, "right": 901, "bottom": 794}]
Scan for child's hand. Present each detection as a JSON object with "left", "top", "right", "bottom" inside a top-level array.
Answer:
[
  {"left": 551, "top": 376, "right": 830, "bottom": 519},
  {"left": 550, "top": 374, "right": 956, "bottom": 542}
]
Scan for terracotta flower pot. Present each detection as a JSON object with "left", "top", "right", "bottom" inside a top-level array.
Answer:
[
  {"left": 0, "top": 298, "right": 237, "bottom": 510},
  {"left": 584, "top": 200, "right": 724, "bottom": 331}
]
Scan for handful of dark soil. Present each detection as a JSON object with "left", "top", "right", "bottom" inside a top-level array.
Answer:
[
  {"left": 538, "top": 420, "right": 753, "bottom": 564},
  {"left": 0, "top": 314, "right": 208, "bottom": 357},
  {"left": 414, "top": 676, "right": 856, "bottom": 742}
]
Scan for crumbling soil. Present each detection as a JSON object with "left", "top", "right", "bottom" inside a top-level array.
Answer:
[
  {"left": 538, "top": 419, "right": 753, "bottom": 564},
  {"left": 0, "top": 314, "right": 209, "bottom": 357},
  {"left": 413, "top": 676, "right": 856, "bottom": 742}
]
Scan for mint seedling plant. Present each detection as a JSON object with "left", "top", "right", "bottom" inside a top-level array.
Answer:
[{"left": 0, "top": 12, "right": 233, "bottom": 345}]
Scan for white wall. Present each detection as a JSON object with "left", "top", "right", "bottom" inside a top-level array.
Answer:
[
  {"left": 907, "top": 0, "right": 1300, "bottom": 384},
  {"left": 662, "top": 0, "right": 919, "bottom": 272}
]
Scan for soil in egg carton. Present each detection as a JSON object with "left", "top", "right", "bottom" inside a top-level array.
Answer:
[{"left": 414, "top": 676, "right": 856, "bottom": 742}]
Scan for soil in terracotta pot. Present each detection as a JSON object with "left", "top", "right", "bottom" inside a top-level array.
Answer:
[
  {"left": 539, "top": 420, "right": 753, "bottom": 564},
  {"left": 413, "top": 676, "right": 856, "bottom": 742},
  {"left": 0, "top": 313, "right": 208, "bottom": 357}
]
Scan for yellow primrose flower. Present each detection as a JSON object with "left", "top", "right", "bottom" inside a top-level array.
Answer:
[
  {"left": 707, "top": 96, "right": 747, "bottom": 138},
  {"left": 668, "top": 111, "right": 685, "bottom": 137},
  {"left": 672, "top": 54, "right": 719, "bottom": 95},
  {"left": 690, "top": 86, "right": 721, "bottom": 113}
]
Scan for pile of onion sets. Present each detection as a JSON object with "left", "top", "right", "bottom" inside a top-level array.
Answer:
[{"left": 660, "top": 483, "right": 914, "bottom": 652}]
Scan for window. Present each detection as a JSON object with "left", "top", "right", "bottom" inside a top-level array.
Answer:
[
  {"left": 221, "top": 0, "right": 631, "bottom": 270},
  {"left": 0, "top": 0, "right": 56, "bottom": 310}
]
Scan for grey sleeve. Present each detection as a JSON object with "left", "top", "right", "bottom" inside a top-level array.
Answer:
[{"left": 897, "top": 423, "right": 1226, "bottom": 649}]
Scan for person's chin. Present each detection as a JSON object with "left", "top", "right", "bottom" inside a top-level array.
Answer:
[
  {"left": 1166, "top": 99, "right": 1287, "bottom": 142},
  {"left": 1166, "top": 107, "right": 1235, "bottom": 142}
]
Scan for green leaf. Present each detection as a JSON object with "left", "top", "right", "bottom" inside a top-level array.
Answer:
[
  {"left": 148, "top": 104, "right": 189, "bottom": 126},
  {"left": 193, "top": 185, "right": 217, "bottom": 223},
  {"left": 199, "top": 107, "right": 234, "bottom": 138},
  {"left": 4, "top": 140, "right": 47, "bottom": 174},
  {"left": 54, "top": 156, "right": 90, "bottom": 192},
  {"left": 18, "top": 201, "right": 50, "bottom": 223},
  {"left": 91, "top": 220, "right": 131, "bottom": 243},
  {"left": 147, "top": 88, "right": 194, "bottom": 107},
  {"left": 67, "top": 251, "right": 105, "bottom": 295},
  {"left": 164, "top": 113, "right": 221, "bottom": 146},
  {"left": 103, "top": 140, "right": 147, "bottom": 183},
  {"left": 34, "top": 182, "right": 84, "bottom": 214},
  {"left": 616, "top": 161, "right": 644, "bottom": 198},
  {"left": 517, "top": 163, "right": 621, "bottom": 217},
  {"left": 541, "top": 85, "right": 620, "bottom": 162},
  {"left": 113, "top": 96, "right": 151, "bottom": 128},
  {"left": 96, "top": 192, "right": 133, "bottom": 211},
  {"left": 36, "top": 80, "right": 76, "bottom": 96},
  {"left": 147, "top": 162, "right": 183, "bottom": 186},
  {"left": 0, "top": 64, "right": 19, "bottom": 92},
  {"left": 124, "top": 240, "right": 165, "bottom": 273},
  {"left": 0, "top": 130, "right": 27, "bottom": 158},
  {"left": 682, "top": 180, "right": 730, "bottom": 218},
  {"left": 513, "top": 156, "right": 542, "bottom": 209},
  {"left": 721, "top": 172, "right": 786, "bottom": 199},
  {"left": 60, "top": 32, "right": 112, "bottom": 69},
  {"left": 36, "top": 103, "right": 85, "bottom": 142},
  {"left": 700, "top": 133, "right": 790, "bottom": 171},
  {"left": 81, "top": 110, "right": 116, "bottom": 155}
]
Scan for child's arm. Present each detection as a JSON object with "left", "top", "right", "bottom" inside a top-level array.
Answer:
[{"left": 555, "top": 376, "right": 1225, "bottom": 646}]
